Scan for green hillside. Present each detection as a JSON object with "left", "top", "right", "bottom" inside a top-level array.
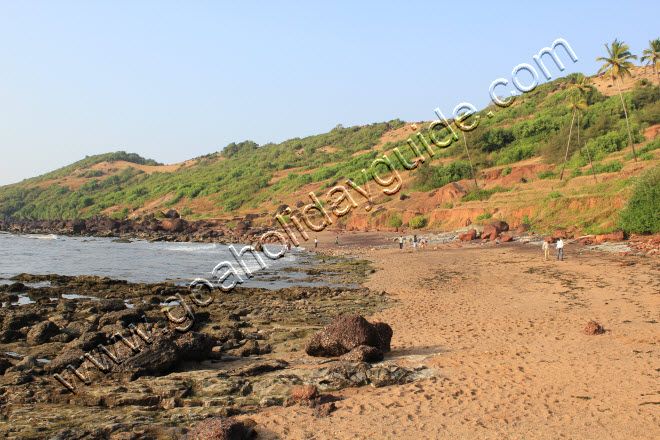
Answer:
[{"left": 1, "top": 70, "right": 659, "bottom": 232}]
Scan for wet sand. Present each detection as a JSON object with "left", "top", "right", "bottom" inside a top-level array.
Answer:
[{"left": 253, "top": 237, "right": 660, "bottom": 439}]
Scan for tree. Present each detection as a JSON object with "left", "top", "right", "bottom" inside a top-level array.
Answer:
[
  {"left": 560, "top": 93, "right": 587, "bottom": 180},
  {"left": 571, "top": 74, "right": 594, "bottom": 156},
  {"left": 596, "top": 39, "right": 639, "bottom": 161},
  {"left": 618, "top": 166, "right": 660, "bottom": 233},
  {"left": 640, "top": 38, "right": 660, "bottom": 100}
]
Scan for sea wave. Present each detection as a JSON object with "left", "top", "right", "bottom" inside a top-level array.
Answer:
[{"left": 164, "top": 243, "right": 218, "bottom": 252}]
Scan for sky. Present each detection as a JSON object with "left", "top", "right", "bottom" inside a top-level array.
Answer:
[{"left": 1, "top": 1, "right": 659, "bottom": 186}]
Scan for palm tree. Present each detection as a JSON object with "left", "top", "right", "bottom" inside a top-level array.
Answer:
[
  {"left": 641, "top": 38, "right": 660, "bottom": 100},
  {"left": 571, "top": 74, "right": 593, "bottom": 156},
  {"left": 560, "top": 93, "right": 588, "bottom": 180},
  {"left": 596, "top": 39, "right": 639, "bottom": 161}
]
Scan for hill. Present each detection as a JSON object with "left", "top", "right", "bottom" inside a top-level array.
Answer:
[{"left": 1, "top": 67, "right": 659, "bottom": 235}]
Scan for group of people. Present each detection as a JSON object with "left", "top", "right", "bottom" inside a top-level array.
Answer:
[
  {"left": 398, "top": 234, "right": 426, "bottom": 249},
  {"left": 542, "top": 238, "right": 564, "bottom": 261}
]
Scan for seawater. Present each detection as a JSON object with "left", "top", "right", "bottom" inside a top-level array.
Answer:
[{"left": 0, "top": 231, "right": 317, "bottom": 288}]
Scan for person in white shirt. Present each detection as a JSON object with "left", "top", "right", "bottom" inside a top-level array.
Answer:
[
  {"left": 542, "top": 240, "right": 550, "bottom": 260},
  {"left": 556, "top": 238, "right": 564, "bottom": 261}
]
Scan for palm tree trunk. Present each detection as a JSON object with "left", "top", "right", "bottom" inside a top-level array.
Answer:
[
  {"left": 586, "top": 141, "right": 597, "bottom": 183},
  {"left": 616, "top": 78, "right": 637, "bottom": 162},
  {"left": 462, "top": 133, "right": 481, "bottom": 200},
  {"left": 577, "top": 111, "right": 582, "bottom": 157},
  {"left": 560, "top": 109, "right": 576, "bottom": 181}
]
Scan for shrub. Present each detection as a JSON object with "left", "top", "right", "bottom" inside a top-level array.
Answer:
[
  {"left": 409, "top": 215, "right": 428, "bottom": 229},
  {"left": 180, "top": 207, "right": 193, "bottom": 216},
  {"left": 476, "top": 211, "right": 492, "bottom": 221},
  {"left": 538, "top": 170, "right": 556, "bottom": 180},
  {"left": 388, "top": 215, "right": 403, "bottom": 228},
  {"left": 501, "top": 166, "right": 511, "bottom": 177},
  {"left": 618, "top": 166, "right": 660, "bottom": 233},
  {"left": 461, "top": 185, "right": 510, "bottom": 202},
  {"left": 442, "top": 201, "right": 454, "bottom": 209},
  {"left": 547, "top": 191, "right": 562, "bottom": 199},
  {"left": 570, "top": 168, "right": 583, "bottom": 178},
  {"left": 522, "top": 214, "right": 531, "bottom": 225},
  {"left": 592, "top": 160, "right": 623, "bottom": 174}
]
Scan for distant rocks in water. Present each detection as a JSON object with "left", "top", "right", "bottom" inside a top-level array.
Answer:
[
  {"left": 179, "top": 417, "right": 255, "bottom": 440},
  {"left": 305, "top": 314, "right": 392, "bottom": 361},
  {"left": 583, "top": 320, "right": 605, "bottom": 335}
]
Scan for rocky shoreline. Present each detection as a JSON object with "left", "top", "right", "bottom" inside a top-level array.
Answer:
[
  {"left": 0, "top": 272, "right": 435, "bottom": 439},
  {"left": 0, "top": 210, "right": 274, "bottom": 244}
]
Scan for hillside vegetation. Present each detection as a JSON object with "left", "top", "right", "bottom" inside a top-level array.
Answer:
[{"left": 1, "top": 67, "right": 659, "bottom": 234}]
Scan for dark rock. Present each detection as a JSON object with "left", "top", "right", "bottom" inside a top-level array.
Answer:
[
  {"left": 95, "top": 299, "right": 127, "bottom": 313},
  {"left": 64, "top": 321, "right": 95, "bottom": 339},
  {"left": 6, "top": 282, "right": 26, "bottom": 293},
  {"left": 287, "top": 385, "right": 319, "bottom": 405},
  {"left": 313, "top": 402, "right": 337, "bottom": 417},
  {"left": 99, "top": 309, "right": 144, "bottom": 328},
  {"left": 491, "top": 220, "right": 509, "bottom": 232},
  {"left": 161, "top": 218, "right": 186, "bottom": 233},
  {"left": 179, "top": 417, "right": 254, "bottom": 440},
  {"left": 305, "top": 315, "right": 392, "bottom": 357},
  {"left": 172, "top": 332, "right": 216, "bottom": 361},
  {"left": 75, "top": 331, "right": 108, "bottom": 351},
  {"left": 27, "top": 320, "right": 60, "bottom": 345},
  {"left": 47, "top": 349, "right": 85, "bottom": 374},
  {"left": 2, "top": 310, "right": 41, "bottom": 330},
  {"left": 0, "top": 329, "right": 22, "bottom": 343},
  {"left": 371, "top": 322, "right": 392, "bottom": 352},
  {"left": 339, "top": 345, "right": 384, "bottom": 363},
  {"left": 164, "top": 209, "right": 180, "bottom": 219},
  {"left": 516, "top": 224, "right": 531, "bottom": 233},
  {"left": 0, "top": 355, "right": 13, "bottom": 375},
  {"left": 583, "top": 321, "right": 605, "bottom": 335}
]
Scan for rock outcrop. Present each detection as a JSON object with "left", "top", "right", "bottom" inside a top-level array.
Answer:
[{"left": 305, "top": 315, "right": 392, "bottom": 360}]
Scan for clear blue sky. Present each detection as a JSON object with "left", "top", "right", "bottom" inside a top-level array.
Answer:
[{"left": 1, "top": 1, "right": 658, "bottom": 186}]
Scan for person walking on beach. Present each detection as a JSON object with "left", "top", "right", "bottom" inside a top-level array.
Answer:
[
  {"left": 542, "top": 240, "right": 550, "bottom": 261},
  {"left": 335, "top": 236, "right": 338, "bottom": 246},
  {"left": 556, "top": 238, "right": 564, "bottom": 261},
  {"left": 398, "top": 235, "right": 403, "bottom": 249},
  {"left": 413, "top": 235, "right": 418, "bottom": 249},
  {"left": 314, "top": 237, "right": 318, "bottom": 248}
]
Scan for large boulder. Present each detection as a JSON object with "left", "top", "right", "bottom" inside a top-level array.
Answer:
[
  {"left": 164, "top": 209, "right": 180, "bottom": 219},
  {"left": 305, "top": 315, "right": 392, "bottom": 358},
  {"left": 458, "top": 229, "right": 477, "bottom": 241},
  {"left": 482, "top": 224, "right": 498, "bottom": 240},
  {"left": 491, "top": 220, "right": 509, "bottom": 232},
  {"left": 179, "top": 417, "right": 254, "bottom": 440},
  {"left": 552, "top": 229, "right": 568, "bottom": 240},
  {"left": 516, "top": 223, "right": 531, "bottom": 233},
  {"left": 161, "top": 218, "right": 186, "bottom": 233}
]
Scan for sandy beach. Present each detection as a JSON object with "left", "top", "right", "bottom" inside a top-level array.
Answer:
[{"left": 251, "top": 234, "right": 659, "bottom": 439}]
